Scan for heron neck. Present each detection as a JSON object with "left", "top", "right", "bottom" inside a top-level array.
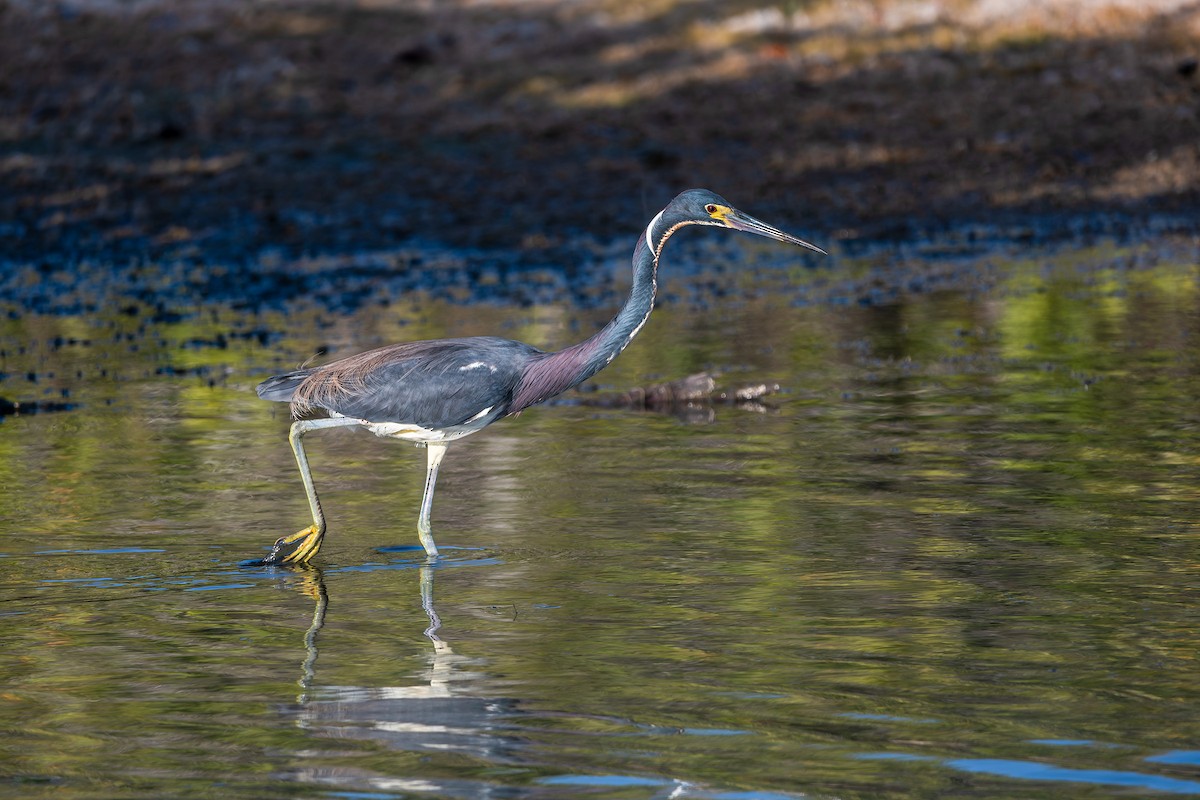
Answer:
[
  {"left": 511, "top": 235, "right": 659, "bottom": 411},
  {"left": 579, "top": 234, "right": 659, "bottom": 372}
]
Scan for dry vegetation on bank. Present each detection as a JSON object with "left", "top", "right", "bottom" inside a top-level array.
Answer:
[{"left": 2, "top": 0, "right": 1198, "bottom": 263}]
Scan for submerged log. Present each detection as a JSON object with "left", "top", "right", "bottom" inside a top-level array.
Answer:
[{"left": 581, "top": 372, "right": 781, "bottom": 414}]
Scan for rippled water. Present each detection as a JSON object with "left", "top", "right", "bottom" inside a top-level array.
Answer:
[{"left": 3, "top": 232, "right": 1200, "bottom": 798}]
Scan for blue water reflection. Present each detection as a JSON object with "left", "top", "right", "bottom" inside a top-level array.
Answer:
[
  {"left": 946, "top": 758, "right": 1200, "bottom": 795},
  {"left": 1147, "top": 751, "right": 1200, "bottom": 766}
]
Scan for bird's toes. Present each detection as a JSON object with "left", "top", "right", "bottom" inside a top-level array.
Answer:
[{"left": 241, "top": 525, "right": 324, "bottom": 567}]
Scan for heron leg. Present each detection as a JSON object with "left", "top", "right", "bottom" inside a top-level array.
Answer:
[
  {"left": 255, "top": 417, "right": 363, "bottom": 566},
  {"left": 417, "top": 442, "right": 448, "bottom": 558}
]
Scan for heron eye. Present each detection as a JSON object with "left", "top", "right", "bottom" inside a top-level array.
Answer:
[{"left": 705, "top": 204, "right": 718, "bottom": 214}]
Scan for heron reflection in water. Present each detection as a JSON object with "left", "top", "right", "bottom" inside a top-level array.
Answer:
[
  {"left": 277, "top": 565, "right": 777, "bottom": 800},
  {"left": 254, "top": 189, "right": 825, "bottom": 565},
  {"left": 285, "top": 565, "right": 518, "bottom": 771}
]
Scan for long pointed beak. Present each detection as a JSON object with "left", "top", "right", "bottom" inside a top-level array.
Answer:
[{"left": 727, "top": 209, "right": 827, "bottom": 255}]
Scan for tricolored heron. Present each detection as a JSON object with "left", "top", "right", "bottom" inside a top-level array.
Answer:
[{"left": 253, "top": 189, "right": 824, "bottom": 565}]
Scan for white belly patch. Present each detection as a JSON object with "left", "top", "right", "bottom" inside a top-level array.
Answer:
[
  {"left": 350, "top": 406, "right": 495, "bottom": 443},
  {"left": 365, "top": 421, "right": 445, "bottom": 441}
]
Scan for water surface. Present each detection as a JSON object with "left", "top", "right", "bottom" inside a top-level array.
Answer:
[{"left": 3, "top": 232, "right": 1200, "bottom": 798}]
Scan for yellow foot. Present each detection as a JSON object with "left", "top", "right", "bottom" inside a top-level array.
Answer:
[{"left": 248, "top": 524, "right": 325, "bottom": 567}]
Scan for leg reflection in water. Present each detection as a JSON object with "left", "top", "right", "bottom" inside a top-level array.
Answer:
[
  {"left": 293, "top": 567, "right": 327, "bottom": 701},
  {"left": 278, "top": 561, "right": 520, "bottom": 794}
]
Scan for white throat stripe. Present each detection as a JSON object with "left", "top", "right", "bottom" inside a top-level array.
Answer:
[{"left": 645, "top": 209, "right": 665, "bottom": 253}]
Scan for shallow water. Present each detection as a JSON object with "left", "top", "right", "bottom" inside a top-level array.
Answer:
[{"left": 3, "top": 232, "right": 1200, "bottom": 799}]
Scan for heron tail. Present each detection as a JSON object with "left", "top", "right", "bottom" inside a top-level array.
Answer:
[{"left": 256, "top": 369, "right": 314, "bottom": 402}]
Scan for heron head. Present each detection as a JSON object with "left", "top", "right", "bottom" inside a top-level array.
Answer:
[{"left": 670, "top": 189, "right": 827, "bottom": 255}]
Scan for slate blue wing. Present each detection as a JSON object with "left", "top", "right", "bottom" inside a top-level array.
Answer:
[{"left": 293, "top": 336, "right": 542, "bottom": 430}]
